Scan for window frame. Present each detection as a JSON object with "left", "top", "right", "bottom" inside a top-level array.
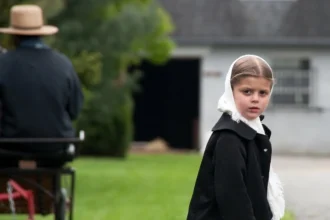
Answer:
[{"left": 269, "top": 57, "right": 313, "bottom": 108}]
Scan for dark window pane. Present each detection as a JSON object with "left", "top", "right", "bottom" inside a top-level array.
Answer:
[
  {"left": 276, "top": 76, "right": 309, "bottom": 87},
  {"left": 302, "top": 94, "right": 309, "bottom": 104},
  {"left": 300, "top": 59, "right": 310, "bottom": 70},
  {"left": 272, "top": 94, "right": 296, "bottom": 104},
  {"left": 300, "top": 77, "right": 309, "bottom": 87},
  {"left": 272, "top": 58, "right": 310, "bottom": 70},
  {"left": 281, "top": 77, "right": 295, "bottom": 87}
]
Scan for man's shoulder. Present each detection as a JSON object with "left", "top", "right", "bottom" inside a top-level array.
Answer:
[
  {"left": 0, "top": 50, "right": 16, "bottom": 66},
  {"left": 48, "top": 49, "right": 74, "bottom": 67}
]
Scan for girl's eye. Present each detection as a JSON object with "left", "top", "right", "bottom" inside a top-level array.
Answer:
[
  {"left": 243, "top": 90, "right": 251, "bottom": 94},
  {"left": 259, "top": 91, "right": 269, "bottom": 96}
]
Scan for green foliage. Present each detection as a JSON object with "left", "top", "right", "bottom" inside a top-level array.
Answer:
[
  {"left": 51, "top": 0, "right": 175, "bottom": 65},
  {"left": 52, "top": 0, "right": 175, "bottom": 158},
  {"left": 70, "top": 50, "right": 103, "bottom": 89},
  {"left": 76, "top": 82, "right": 134, "bottom": 157}
]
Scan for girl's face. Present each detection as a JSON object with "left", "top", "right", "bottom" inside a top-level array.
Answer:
[{"left": 232, "top": 76, "right": 272, "bottom": 120}]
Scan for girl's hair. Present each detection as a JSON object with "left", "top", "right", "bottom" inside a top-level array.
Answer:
[{"left": 231, "top": 56, "right": 274, "bottom": 87}]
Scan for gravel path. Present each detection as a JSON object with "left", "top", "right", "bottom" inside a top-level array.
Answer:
[{"left": 272, "top": 156, "right": 330, "bottom": 220}]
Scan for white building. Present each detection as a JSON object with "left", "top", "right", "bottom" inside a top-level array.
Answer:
[{"left": 134, "top": 0, "right": 330, "bottom": 155}]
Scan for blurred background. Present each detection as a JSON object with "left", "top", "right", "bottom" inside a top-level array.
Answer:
[{"left": 1, "top": 0, "right": 329, "bottom": 219}]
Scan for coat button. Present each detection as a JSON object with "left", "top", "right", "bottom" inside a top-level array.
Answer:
[{"left": 264, "top": 148, "right": 268, "bottom": 152}]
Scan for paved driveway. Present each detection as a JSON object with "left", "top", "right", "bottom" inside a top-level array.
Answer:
[{"left": 273, "top": 156, "right": 330, "bottom": 220}]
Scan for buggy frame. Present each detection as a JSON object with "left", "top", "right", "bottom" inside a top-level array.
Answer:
[{"left": 0, "top": 132, "right": 84, "bottom": 220}]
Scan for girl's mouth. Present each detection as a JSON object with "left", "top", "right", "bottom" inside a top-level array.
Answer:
[{"left": 249, "top": 107, "right": 260, "bottom": 113}]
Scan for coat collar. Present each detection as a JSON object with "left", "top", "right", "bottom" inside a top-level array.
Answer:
[{"left": 212, "top": 113, "right": 271, "bottom": 140}]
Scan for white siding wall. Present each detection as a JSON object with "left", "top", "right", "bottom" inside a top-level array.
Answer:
[{"left": 200, "top": 48, "right": 330, "bottom": 155}]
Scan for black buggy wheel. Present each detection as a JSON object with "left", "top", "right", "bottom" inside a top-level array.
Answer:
[{"left": 54, "top": 188, "right": 67, "bottom": 220}]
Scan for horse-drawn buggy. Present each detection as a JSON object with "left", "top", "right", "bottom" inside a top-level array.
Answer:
[{"left": 0, "top": 131, "right": 84, "bottom": 220}]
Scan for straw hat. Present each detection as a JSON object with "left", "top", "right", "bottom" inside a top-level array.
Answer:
[{"left": 0, "top": 4, "right": 58, "bottom": 36}]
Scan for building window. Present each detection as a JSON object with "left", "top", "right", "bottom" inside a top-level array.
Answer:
[{"left": 271, "top": 58, "right": 311, "bottom": 107}]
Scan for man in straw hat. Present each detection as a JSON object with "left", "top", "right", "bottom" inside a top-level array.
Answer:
[{"left": 0, "top": 5, "right": 84, "bottom": 167}]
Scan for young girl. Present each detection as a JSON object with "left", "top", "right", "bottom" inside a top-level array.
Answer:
[{"left": 186, "top": 55, "right": 285, "bottom": 220}]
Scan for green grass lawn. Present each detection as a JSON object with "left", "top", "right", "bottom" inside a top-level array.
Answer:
[{"left": 1, "top": 154, "right": 294, "bottom": 220}]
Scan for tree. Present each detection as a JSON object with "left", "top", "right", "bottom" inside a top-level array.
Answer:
[{"left": 51, "top": 0, "right": 175, "bottom": 157}]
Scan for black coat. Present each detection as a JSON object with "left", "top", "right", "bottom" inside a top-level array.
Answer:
[
  {"left": 187, "top": 113, "right": 273, "bottom": 220},
  {"left": 0, "top": 46, "right": 83, "bottom": 138}
]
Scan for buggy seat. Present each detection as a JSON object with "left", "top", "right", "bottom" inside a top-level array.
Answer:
[{"left": 0, "top": 131, "right": 85, "bottom": 168}]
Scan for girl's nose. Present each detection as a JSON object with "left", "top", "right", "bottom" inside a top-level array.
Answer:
[{"left": 251, "top": 93, "right": 259, "bottom": 102}]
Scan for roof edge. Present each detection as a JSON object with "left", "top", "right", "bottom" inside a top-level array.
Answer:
[{"left": 173, "top": 37, "right": 330, "bottom": 47}]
